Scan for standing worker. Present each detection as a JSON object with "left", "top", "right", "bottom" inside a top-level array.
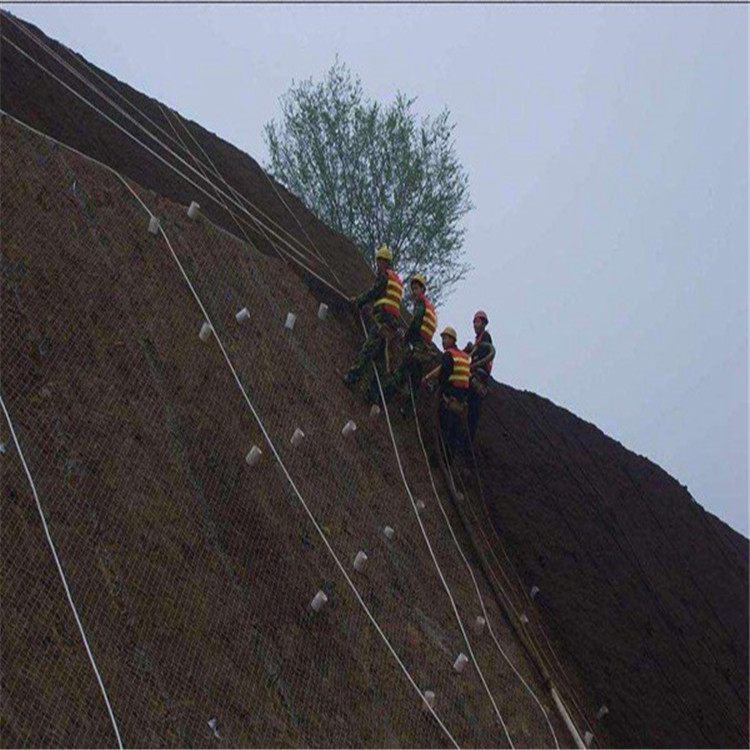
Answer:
[
  {"left": 464, "top": 310, "right": 496, "bottom": 442},
  {"left": 343, "top": 244, "right": 404, "bottom": 402},
  {"left": 382, "top": 273, "right": 438, "bottom": 403},
  {"left": 422, "top": 326, "right": 470, "bottom": 461}
]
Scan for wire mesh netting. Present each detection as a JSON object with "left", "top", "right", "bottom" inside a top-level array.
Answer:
[{"left": 2, "top": 115, "right": 574, "bottom": 748}]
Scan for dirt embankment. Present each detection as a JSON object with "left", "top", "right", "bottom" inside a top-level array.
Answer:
[{"left": 1, "top": 10, "right": 748, "bottom": 749}]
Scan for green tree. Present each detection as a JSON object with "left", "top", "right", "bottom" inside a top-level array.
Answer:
[{"left": 264, "top": 59, "right": 473, "bottom": 304}]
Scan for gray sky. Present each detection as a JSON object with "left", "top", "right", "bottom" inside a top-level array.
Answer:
[{"left": 5, "top": 3, "right": 747, "bottom": 535}]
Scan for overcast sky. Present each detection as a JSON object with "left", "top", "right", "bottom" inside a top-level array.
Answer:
[{"left": 4, "top": 3, "right": 747, "bottom": 535}]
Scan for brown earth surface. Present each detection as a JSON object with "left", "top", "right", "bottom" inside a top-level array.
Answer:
[{"left": 1, "top": 10, "right": 748, "bottom": 749}]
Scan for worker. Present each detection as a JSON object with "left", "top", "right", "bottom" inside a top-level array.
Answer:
[
  {"left": 343, "top": 244, "right": 404, "bottom": 402},
  {"left": 422, "top": 326, "right": 470, "bottom": 461},
  {"left": 464, "top": 310, "right": 496, "bottom": 442},
  {"left": 382, "top": 273, "right": 437, "bottom": 403}
]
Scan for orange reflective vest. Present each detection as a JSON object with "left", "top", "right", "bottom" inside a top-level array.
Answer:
[
  {"left": 375, "top": 269, "right": 404, "bottom": 317},
  {"left": 420, "top": 298, "right": 438, "bottom": 342},
  {"left": 448, "top": 347, "right": 471, "bottom": 389}
]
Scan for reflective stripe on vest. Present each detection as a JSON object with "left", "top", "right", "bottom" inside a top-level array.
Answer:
[
  {"left": 420, "top": 298, "right": 438, "bottom": 342},
  {"left": 448, "top": 347, "right": 471, "bottom": 389},
  {"left": 473, "top": 331, "right": 493, "bottom": 374},
  {"left": 375, "top": 269, "right": 404, "bottom": 317}
]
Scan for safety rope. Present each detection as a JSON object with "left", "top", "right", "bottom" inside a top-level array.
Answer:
[
  {"left": 435, "top": 419, "right": 589, "bottom": 747},
  {"left": 407, "top": 383, "right": 560, "bottom": 748},
  {"left": 157, "top": 102, "right": 284, "bottom": 261},
  {"left": 460, "top": 407, "right": 598, "bottom": 740},
  {"left": 359, "top": 313, "right": 514, "bottom": 749},
  {"left": 0, "top": 31, "right": 347, "bottom": 302},
  {"left": 421, "top": 387, "right": 591, "bottom": 745},
  {"left": 113, "top": 168, "right": 461, "bottom": 748},
  {"left": 492, "top": 391, "right": 720, "bottom": 746},
  {"left": 167, "top": 106, "right": 342, "bottom": 281},
  {"left": 510, "top": 391, "right": 747, "bottom": 724},
  {"left": 4, "top": 14, "right": 332, "bottom": 280},
  {"left": 0, "top": 392, "right": 124, "bottom": 750}
]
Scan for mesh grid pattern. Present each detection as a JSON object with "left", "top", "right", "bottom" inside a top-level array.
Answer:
[{"left": 1, "top": 116, "right": 570, "bottom": 748}]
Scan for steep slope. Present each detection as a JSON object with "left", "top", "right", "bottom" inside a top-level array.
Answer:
[
  {"left": 1, "top": 10, "right": 748, "bottom": 749},
  {"left": 1, "top": 116, "right": 573, "bottom": 748},
  {"left": 476, "top": 392, "right": 748, "bottom": 747}
]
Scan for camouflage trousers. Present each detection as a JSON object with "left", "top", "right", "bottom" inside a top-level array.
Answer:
[
  {"left": 382, "top": 338, "right": 435, "bottom": 400},
  {"left": 346, "top": 311, "right": 400, "bottom": 388}
]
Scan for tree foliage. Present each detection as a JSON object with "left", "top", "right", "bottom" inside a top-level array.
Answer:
[{"left": 264, "top": 59, "right": 473, "bottom": 303}]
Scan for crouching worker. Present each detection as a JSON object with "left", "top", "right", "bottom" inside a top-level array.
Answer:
[
  {"left": 382, "top": 273, "right": 437, "bottom": 404},
  {"left": 422, "top": 326, "right": 470, "bottom": 462},
  {"left": 465, "top": 310, "right": 496, "bottom": 442},
  {"left": 343, "top": 244, "right": 404, "bottom": 402}
]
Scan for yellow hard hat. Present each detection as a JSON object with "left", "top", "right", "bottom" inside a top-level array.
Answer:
[
  {"left": 441, "top": 326, "right": 458, "bottom": 341},
  {"left": 410, "top": 273, "right": 427, "bottom": 288},
  {"left": 375, "top": 244, "right": 393, "bottom": 262}
]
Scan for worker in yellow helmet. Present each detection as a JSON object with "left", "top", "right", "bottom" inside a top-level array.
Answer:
[
  {"left": 343, "top": 244, "right": 404, "bottom": 402},
  {"left": 382, "top": 272, "right": 438, "bottom": 404},
  {"left": 421, "top": 326, "right": 470, "bottom": 460}
]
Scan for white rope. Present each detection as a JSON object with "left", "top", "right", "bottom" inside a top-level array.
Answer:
[
  {"left": 0, "top": 393, "right": 124, "bottom": 749},
  {"left": 1, "top": 32, "right": 347, "bottom": 300},
  {"left": 3, "top": 109, "right": 462, "bottom": 746},
  {"left": 162, "top": 103, "right": 341, "bottom": 297},
  {"left": 108, "top": 170, "right": 461, "bottom": 748},
  {"left": 407, "top": 384, "right": 560, "bottom": 748},
  {"left": 169, "top": 107, "right": 336, "bottom": 275},
  {"left": 5, "top": 14, "right": 330, "bottom": 276},
  {"left": 3, "top": 110, "right": 566, "bottom": 745},
  {"left": 461, "top": 436, "right": 594, "bottom": 734},
  {"left": 157, "top": 103, "right": 278, "bottom": 256},
  {"left": 360, "top": 313, "right": 514, "bottom": 749},
  {"left": 0, "top": 108, "right": 280, "bottom": 282}
]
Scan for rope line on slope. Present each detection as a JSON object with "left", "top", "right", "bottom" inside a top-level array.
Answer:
[
  {"left": 1, "top": 32, "right": 347, "bottom": 302},
  {"left": 438, "top": 425, "right": 591, "bottom": 748},
  {"left": 0, "top": 392, "right": 124, "bottom": 750},
  {"left": 406, "top": 384, "right": 561, "bottom": 749},
  {"left": 160, "top": 103, "right": 325, "bottom": 276},
  {"left": 3, "top": 107, "right": 585, "bottom": 747},
  {"left": 513, "top": 391, "right": 747, "bottom": 723},
  {"left": 492, "top": 391, "right": 717, "bottom": 747},
  {"left": 4, "top": 14, "right": 334, "bottom": 281},
  {"left": 461, "top": 425, "right": 596, "bottom": 739},
  {"left": 113, "top": 169, "right": 461, "bottom": 748},
  {"left": 2, "top": 110, "right": 459, "bottom": 746},
  {"left": 167, "top": 106, "right": 344, "bottom": 281},
  {"left": 157, "top": 102, "right": 287, "bottom": 265},
  {"left": 359, "top": 314, "right": 514, "bottom": 749}
]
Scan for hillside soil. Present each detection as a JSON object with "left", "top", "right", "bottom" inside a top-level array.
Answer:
[{"left": 1, "top": 11, "right": 748, "bottom": 749}]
